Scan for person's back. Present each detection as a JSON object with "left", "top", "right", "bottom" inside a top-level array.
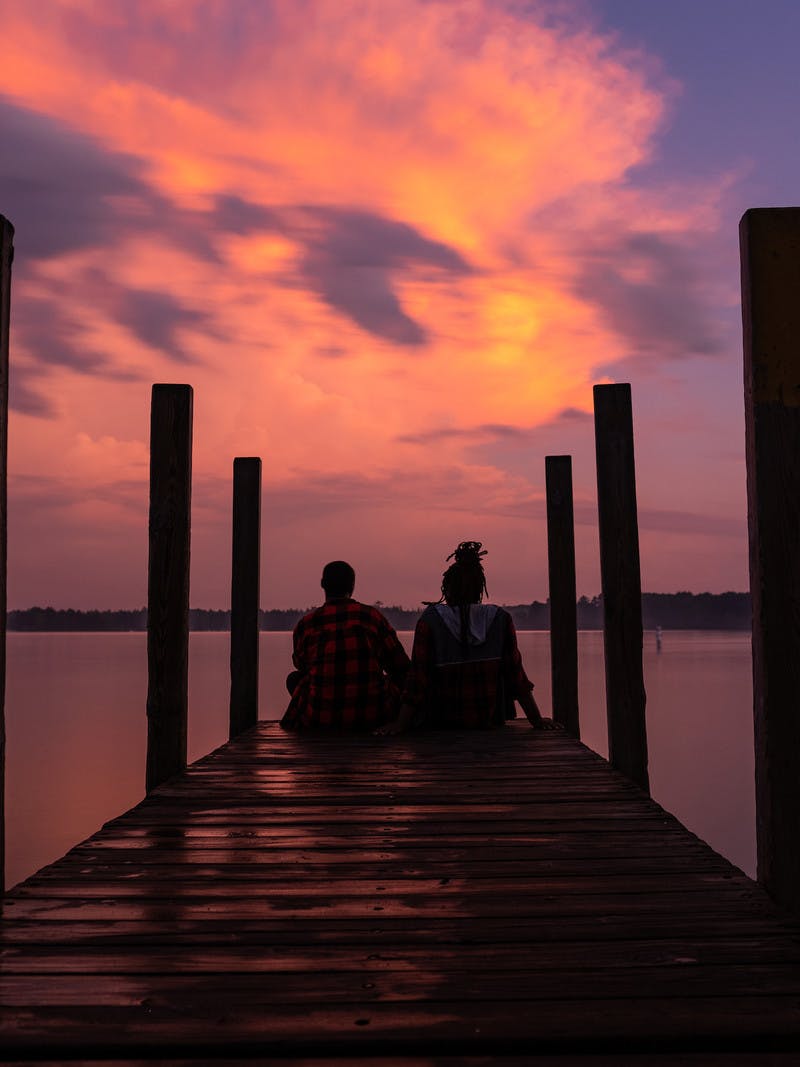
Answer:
[
  {"left": 281, "top": 561, "right": 409, "bottom": 731},
  {"left": 407, "top": 601, "right": 521, "bottom": 727},
  {"left": 377, "top": 542, "right": 554, "bottom": 734}
]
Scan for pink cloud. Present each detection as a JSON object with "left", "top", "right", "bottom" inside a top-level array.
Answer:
[{"left": 0, "top": 1, "right": 745, "bottom": 605}]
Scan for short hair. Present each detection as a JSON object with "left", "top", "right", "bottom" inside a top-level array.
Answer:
[{"left": 321, "top": 560, "right": 355, "bottom": 597}]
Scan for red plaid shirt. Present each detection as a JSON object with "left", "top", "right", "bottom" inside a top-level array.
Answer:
[
  {"left": 282, "top": 599, "right": 410, "bottom": 730},
  {"left": 402, "top": 605, "right": 533, "bottom": 728}
]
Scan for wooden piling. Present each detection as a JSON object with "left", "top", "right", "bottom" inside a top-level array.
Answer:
[
  {"left": 146, "top": 384, "right": 193, "bottom": 793},
  {"left": 740, "top": 207, "right": 800, "bottom": 916},
  {"left": 545, "top": 455, "right": 579, "bottom": 737},
  {"left": 593, "top": 383, "right": 649, "bottom": 793},
  {"left": 230, "top": 457, "right": 261, "bottom": 739},
  {"left": 0, "top": 216, "right": 13, "bottom": 891}
]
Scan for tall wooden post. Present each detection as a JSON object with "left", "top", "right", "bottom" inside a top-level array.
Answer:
[
  {"left": 545, "top": 455, "right": 579, "bottom": 737},
  {"left": 593, "top": 383, "right": 649, "bottom": 793},
  {"left": 230, "top": 457, "right": 261, "bottom": 739},
  {"left": 741, "top": 207, "right": 800, "bottom": 916},
  {"left": 0, "top": 216, "right": 13, "bottom": 892},
  {"left": 146, "top": 384, "right": 192, "bottom": 793}
]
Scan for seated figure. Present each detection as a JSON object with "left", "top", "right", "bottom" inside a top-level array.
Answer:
[
  {"left": 378, "top": 542, "right": 554, "bottom": 734},
  {"left": 281, "top": 560, "right": 410, "bottom": 731}
]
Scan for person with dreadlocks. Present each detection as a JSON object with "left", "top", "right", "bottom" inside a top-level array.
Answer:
[
  {"left": 376, "top": 542, "right": 553, "bottom": 734},
  {"left": 281, "top": 560, "right": 410, "bottom": 731}
]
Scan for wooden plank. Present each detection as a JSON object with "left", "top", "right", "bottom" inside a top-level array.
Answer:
[
  {"left": 545, "top": 455, "right": 579, "bottom": 736},
  {"left": 9, "top": 870, "right": 755, "bottom": 899},
  {"left": 4, "top": 997, "right": 800, "bottom": 1057},
  {"left": 146, "top": 384, "right": 193, "bottom": 793},
  {"left": 0, "top": 214, "right": 13, "bottom": 895},
  {"left": 740, "top": 207, "right": 800, "bottom": 917},
  {"left": 3, "top": 892, "right": 772, "bottom": 926},
  {"left": 4, "top": 1058, "right": 800, "bottom": 1067},
  {"left": 34, "top": 855, "right": 735, "bottom": 879},
  {"left": 593, "top": 383, "right": 649, "bottom": 792},
  {"left": 229, "top": 457, "right": 261, "bottom": 739},
  {"left": 3, "top": 914, "right": 793, "bottom": 950},
  {"left": 6, "top": 960, "right": 800, "bottom": 1005},
  {"left": 4, "top": 1058, "right": 797, "bottom": 1067},
  {"left": 7, "top": 935, "right": 800, "bottom": 974},
  {"left": 4, "top": 1059, "right": 800, "bottom": 1067}
]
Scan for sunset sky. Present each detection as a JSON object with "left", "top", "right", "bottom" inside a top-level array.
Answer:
[{"left": 2, "top": 0, "right": 798, "bottom": 610}]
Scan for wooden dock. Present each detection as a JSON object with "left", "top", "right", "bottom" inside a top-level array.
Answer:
[{"left": 2, "top": 721, "right": 800, "bottom": 1063}]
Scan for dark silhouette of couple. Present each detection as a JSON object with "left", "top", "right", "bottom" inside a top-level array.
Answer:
[{"left": 281, "top": 542, "right": 556, "bottom": 735}]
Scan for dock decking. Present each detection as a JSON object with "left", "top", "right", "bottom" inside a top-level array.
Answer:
[{"left": 2, "top": 721, "right": 800, "bottom": 1063}]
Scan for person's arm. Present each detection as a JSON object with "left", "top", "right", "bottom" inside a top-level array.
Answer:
[
  {"left": 291, "top": 618, "right": 306, "bottom": 671},
  {"left": 377, "top": 614, "right": 411, "bottom": 688},
  {"left": 515, "top": 684, "right": 556, "bottom": 730},
  {"left": 502, "top": 612, "right": 558, "bottom": 730},
  {"left": 375, "top": 617, "right": 432, "bottom": 736}
]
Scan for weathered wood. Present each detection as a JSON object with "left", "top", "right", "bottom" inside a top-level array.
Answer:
[
  {"left": 740, "top": 207, "right": 800, "bottom": 917},
  {"left": 146, "top": 385, "right": 193, "bottom": 793},
  {"left": 593, "top": 383, "right": 649, "bottom": 793},
  {"left": 0, "top": 216, "right": 13, "bottom": 895},
  {"left": 545, "top": 455, "right": 579, "bottom": 736},
  {"left": 229, "top": 457, "right": 261, "bottom": 739},
  {"left": 3, "top": 723, "right": 800, "bottom": 1060}
]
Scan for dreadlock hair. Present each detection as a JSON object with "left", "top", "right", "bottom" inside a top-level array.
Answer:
[{"left": 426, "top": 541, "right": 489, "bottom": 647}]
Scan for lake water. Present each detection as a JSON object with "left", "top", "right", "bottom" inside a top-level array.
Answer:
[{"left": 4, "top": 629, "right": 755, "bottom": 890}]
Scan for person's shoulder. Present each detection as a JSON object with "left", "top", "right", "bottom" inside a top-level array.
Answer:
[
  {"left": 485, "top": 604, "right": 513, "bottom": 628},
  {"left": 416, "top": 605, "right": 440, "bottom": 630},
  {"left": 356, "top": 601, "right": 392, "bottom": 626},
  {"left": 296, "top": 604, "right": 323, "bottom": 629},
  {"left": 498, "top": 607, "right": 523, "bottom": 640}
]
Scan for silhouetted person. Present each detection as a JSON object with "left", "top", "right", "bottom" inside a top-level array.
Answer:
[
  {"left": 281, "top": 560, "right": 410, "bottom": 731},
  {"left": 377, "top": 541, "right": 555, "bottom": 735}
]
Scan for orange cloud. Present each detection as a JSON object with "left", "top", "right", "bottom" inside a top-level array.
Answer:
[{"left": 0, "top": 0, "right": 739, "bottom": 606}]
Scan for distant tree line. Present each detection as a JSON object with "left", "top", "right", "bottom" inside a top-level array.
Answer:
[
  {"left": 8, "top": 592, "right": 751, "bottom": 632},
  {"left": 6, "top": 606, "right": 310, "bottom": 632},
  {"left": 492, "top": 593, "right": 751, "bottom": 632}
]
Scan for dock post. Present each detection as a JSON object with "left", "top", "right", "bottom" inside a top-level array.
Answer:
[
  {"left": 741, "top": 208, "right": 800, "bottom": 916},
  {"left": 146, "top": 384, "right": 193, "bottom": 793},
  {"left": 545, "top": 455, "right": 579, "bottom": 737},
  {"left": 593, "top": 384, "right": 649, "bottom": 793},
  {"left": 230, "top": 457, "right": 261, "bottom": 739},
  {"left": 0, "top": 216, "right": 13, "bottom": 891}
]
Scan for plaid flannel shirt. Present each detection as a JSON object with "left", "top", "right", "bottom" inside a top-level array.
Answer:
[
  {"left": 282, "top": 599, "right": 410, "bottom": 730},
  {"left": 402, "top": 605, "right": 533, "bottom": 728}
]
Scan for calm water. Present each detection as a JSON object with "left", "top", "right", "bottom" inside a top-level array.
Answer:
[{"left": 4, "top": 630, "right": 755, "bottom": 889}]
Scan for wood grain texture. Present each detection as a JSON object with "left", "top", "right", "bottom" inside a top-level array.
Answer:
[
  {"left": 593, "top": 384, "right": 649, "bottom": 793},
  {"left": 0, "top": 215, "right": 13, "bottom": 894},
  {"left": 146, "top": 385, "right": 193, "bottom": 794},
  {"left": 740, "top": 208, "right": 800, "bottom": 917},
  {"left": 545, "top": 455, "right": 579, "bottom": 736},
  {"left": 2, "top": 722, "right": 800, "bottom": 1060},
  {"left": 230, "top": 457, "right": 261, "bottom": 739}
]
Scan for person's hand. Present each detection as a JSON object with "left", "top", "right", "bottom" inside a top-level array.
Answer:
[{"left": 374, "top": 718, "right": 407, "bottom": 737}]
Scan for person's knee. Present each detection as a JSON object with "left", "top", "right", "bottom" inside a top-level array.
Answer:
[{"left": 286, "top": 669, "right": 303, "bottom": 695}]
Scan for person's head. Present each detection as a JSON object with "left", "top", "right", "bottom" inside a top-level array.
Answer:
[
  {"left": 321, "top": 560, "right": 355, "bottom": 599},
  {"left": 440, "top": 541, "right": 488, "bottom": 606}
]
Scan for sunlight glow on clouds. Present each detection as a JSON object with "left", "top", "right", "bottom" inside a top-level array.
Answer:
[{"left": 0, "top": 0, "right": 741, "bottom": 606}]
